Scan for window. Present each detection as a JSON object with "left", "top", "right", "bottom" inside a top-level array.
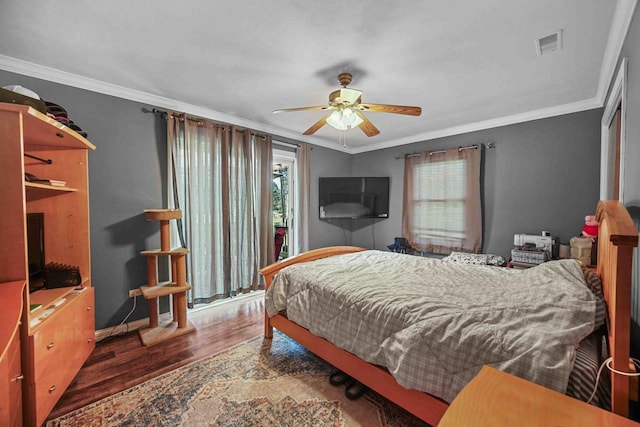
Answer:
[
  {"left": 402, "top": 147, "right": 482, "bottom": 254},
  {"left": 273, "top": 148, "right": 296, "bottom": 259}
]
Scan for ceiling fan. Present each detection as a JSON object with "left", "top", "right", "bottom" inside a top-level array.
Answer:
[{"left": 272, "top": 73, "right": 422, "bottom": 137}]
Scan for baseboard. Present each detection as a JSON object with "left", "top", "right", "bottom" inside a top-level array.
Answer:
[
  {"left": 94, "top": 313, "right": 172, "bottom": 342},
  {"left": 94, "top": 291, "right": 264, "bottom": 342}
]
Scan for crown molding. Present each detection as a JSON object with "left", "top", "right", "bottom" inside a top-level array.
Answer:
[
  {"left": 349, "top": 97, "right": 603, "bottom": 154},
  {"left": 0, "top": 53, "right": 603, "bottom": 155}
]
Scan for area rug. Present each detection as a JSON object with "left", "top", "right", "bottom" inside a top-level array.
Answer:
[{"left": 46, "top": 332, "right": 428, "bottom": 426}]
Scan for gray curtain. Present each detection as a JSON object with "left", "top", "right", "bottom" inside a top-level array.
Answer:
[
  {"left": 294, "top": 143, "right": 311, "bottom": 254},
  {"left": 168, "top": 112, "right": 273, "bottom": 305}
]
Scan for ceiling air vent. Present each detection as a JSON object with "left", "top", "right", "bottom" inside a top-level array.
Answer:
[{"left": 536, "top": 30, "right": 563, "bottom": 56}]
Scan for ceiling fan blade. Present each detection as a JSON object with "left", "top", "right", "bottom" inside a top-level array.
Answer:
[
  {"left": 303, "top": 112, "right": 333, "bottom": 135},
  {"left": 356, "top": 103, "right": 422, "bottom": 116},
  {"left": 273, "top": 106, "right": 331, "bottom": 114},
  {"left": 355, "top": 111, "right": 380, "bottom": 137}
]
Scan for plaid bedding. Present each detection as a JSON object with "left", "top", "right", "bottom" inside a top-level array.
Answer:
[{"left": 265, "top": 250, "right": 596, "bottom": 403}]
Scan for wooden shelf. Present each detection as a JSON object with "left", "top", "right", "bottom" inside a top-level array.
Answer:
[
  {"left": 144, "top": 209, "right": 182, "bottom": 221},
  {"left": 0, "top": 104, "right": 95, "bottom": 150},
  {"left": 29, "top": 286, "right": 77, "bottom": 311},
  {"left": 140, "top": 248, "right": 189, "bottom": 257},
  {"left": 138, "top": 319, "right": 195, "bottom": 347},
  {"left": 140, "top": 282, "right": 192, "bottom": 299},
  {"left": 25, "top": 182, "right": 77, "bottom": 193}
]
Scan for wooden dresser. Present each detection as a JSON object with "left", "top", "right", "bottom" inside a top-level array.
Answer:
[
  {"left": 438, "top": 365, "right": 640, "bottom": 427},
  {"left": 0, "top": 103, "right": 96, "bottom": 426}
]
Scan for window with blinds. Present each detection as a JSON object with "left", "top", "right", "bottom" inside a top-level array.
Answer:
[
  {"left": 402, "top": 146, "right": 482, "bottom": 253},
  {"left": 412, "top": 159, "right": 466, "bottom": 244}
]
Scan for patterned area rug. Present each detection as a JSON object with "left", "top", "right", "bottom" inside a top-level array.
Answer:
[{"left": 46, "top": 332, "right": 428, "bottom": 426}]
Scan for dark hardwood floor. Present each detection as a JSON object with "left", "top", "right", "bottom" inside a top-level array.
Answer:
[{"left": 47, "top": 291, "right": 265, "bottom": 421}]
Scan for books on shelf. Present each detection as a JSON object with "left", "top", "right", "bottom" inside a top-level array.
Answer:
[
  {"left": 33, "top": 179, "right": 66, "bottom": 187},
  {"left": 29, "top": 303, "right": 42, "bottom": 312}
]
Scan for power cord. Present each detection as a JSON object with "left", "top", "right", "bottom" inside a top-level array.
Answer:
[
  {"left": 586, "top": 356, "right": 640, "bottom": 404},
  {"left": 98, "top": 294, "right": 138, "bottom": 343},
  {"left": 371, "top": 218, "right": 375, "bottom": 249},
  {"left": 341, "top": 219, "right": 348, "bottom": 245}
]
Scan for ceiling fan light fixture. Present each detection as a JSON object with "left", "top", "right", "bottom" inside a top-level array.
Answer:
[
  {"left": 326, "top": 108, "right": 363, "bottom": 130},
  {"left": 274, "top": 72, "right": 418, "bottom": 137}
]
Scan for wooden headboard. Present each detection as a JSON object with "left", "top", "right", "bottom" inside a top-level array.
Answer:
[{"left": 596, "top": 200, "right": 639, "bottom": 416}]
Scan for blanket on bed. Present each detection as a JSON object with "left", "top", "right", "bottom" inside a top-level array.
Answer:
[{"left": 265, "top": 250, "right": 596, "bottom": 403}]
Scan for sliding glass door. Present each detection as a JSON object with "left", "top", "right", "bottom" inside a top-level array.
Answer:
[{"left": 273, "top": 149, "right": 296, "bottom": 260}]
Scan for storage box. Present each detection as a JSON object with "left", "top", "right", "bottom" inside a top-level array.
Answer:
[
  {"left": 511, "top": 248, "right": 548, "bottom": 265},
  {"left": 44, "top": 263, "right": 81, "bottom": 289}
]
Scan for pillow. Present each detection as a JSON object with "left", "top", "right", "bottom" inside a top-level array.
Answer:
[{"left": 442, "top": 251, "right": 506, "bottom": 267}]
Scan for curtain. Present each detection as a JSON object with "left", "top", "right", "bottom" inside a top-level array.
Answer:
[
  {"left": 293, "top": 143, "right": 311, "bottom": 253},
  {"left": 168, "top": 112, "right": 273, "bottom": 305},
  {"left": 402, "top": 146, "right": 482, "bottom": 254}
]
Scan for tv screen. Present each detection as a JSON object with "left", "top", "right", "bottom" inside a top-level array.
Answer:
[
  {"left": 26, "top": 212, "right": 45, "bottom": 282},
  {"left": 319, "top": 177, "right": 390, "bottom": 219}
]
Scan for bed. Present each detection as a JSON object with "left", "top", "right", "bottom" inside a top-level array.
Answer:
[{"left": 261, "top": 200, "right": 638, "bottom": 425}]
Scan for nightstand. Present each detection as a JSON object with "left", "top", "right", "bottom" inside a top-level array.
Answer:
[{"left": 438, "top": 365, "right": 639, "bottom": 426}]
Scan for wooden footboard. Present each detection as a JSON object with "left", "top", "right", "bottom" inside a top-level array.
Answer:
[
  {"left": 260, "top": 246, "right": 447, "bottom": 425},
  {"left": 270, "top": 312, "right": 449, "bottom": 425},
  {"left": 261, "top": 246, "right": 366, "bottom": 339},
  {"left": 261, "top": 202, "right": 639, "bottom": 422}
]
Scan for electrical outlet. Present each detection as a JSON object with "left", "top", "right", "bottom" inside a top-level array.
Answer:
[{"left": 129, "top": 289, "right": 142, "bottom": 298}]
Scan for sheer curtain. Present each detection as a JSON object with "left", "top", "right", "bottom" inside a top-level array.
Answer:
[
  {"left": 402, "top": 146, "right": 482, "bottom": 254},
  {"left": 168, "top": 112, "right": 274, "bottom": 305},
  {"left": 293, "top": 143, "right": 311, "bottom": 253}
]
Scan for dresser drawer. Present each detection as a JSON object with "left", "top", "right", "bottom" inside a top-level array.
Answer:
[
  {"left": 7, "top": 330, "right": 23, "bottom": 427},
  {"left": 29, "top": 287, "right": 95, "bottom": 426},
  {"left": 1, "top": 327, "right": 23, "bottom": 427}
]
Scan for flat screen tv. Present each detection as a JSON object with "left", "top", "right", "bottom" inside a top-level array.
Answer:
[
  {"left": 319, "top": 177, "right": 390, "bottom": 219},
  {"left": 26, "top": 212, "right": 46, "bottom": 284}
]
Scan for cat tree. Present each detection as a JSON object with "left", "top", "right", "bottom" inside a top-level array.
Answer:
[{"left": 137, "top": 209, "right": 195, "bottom": 346}]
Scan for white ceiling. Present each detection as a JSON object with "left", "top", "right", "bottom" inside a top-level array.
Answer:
[{"left": 0, "top": 1, "right": 634, "bottom": 153}]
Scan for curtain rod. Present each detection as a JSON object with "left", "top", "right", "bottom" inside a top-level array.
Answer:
[
  {"left": 151, "top": 108, "right": 269, "bottom": 140},
  {"left": 395, "top": 142, "right": 495, "bottom": 159},
  {"left": 273, "top": 140, "right": 301, "bottom": 148}
]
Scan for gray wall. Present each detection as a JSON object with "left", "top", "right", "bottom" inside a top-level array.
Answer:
[
  {"left": 308, "top": 146, "right": 353, "bottom": 248},
  {"left": 348, "top": 110, "right": 603, "bottom": 259}
]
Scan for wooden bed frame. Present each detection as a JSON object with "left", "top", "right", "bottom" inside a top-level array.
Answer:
[{"left": 261, "top": 200, "right": 638, "bottom": 424}]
